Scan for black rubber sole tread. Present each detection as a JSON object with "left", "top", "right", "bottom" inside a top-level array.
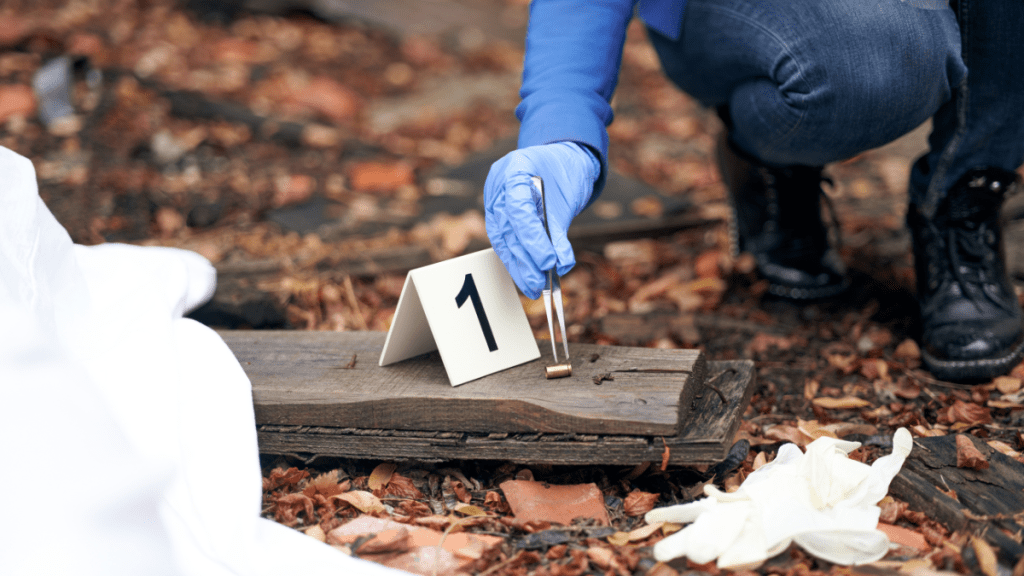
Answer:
[{"left": 921, "top": 337, "right": 1024, "bottom": 382}]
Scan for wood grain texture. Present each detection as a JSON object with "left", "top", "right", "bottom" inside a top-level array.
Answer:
[
  {"left": 224, "top": 330, "right": 704, "bottom": 436},
  {"left": 890, "top": 434, "right": 1024, "bottom": 564},
  {"left": 253, "top": 360, "right": 754, "bottom": 465}
]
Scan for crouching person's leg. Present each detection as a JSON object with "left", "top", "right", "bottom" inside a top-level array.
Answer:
[
  {"left": 907, "top": 0, "right": 1024, "bottom": 381},
  {"left": 648, "top": 0, "right": 964, "bottom": 299}
]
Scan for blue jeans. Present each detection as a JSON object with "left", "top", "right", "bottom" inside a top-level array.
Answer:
[{"left": 648, "top": 0, "right": 1024, "bottom": 210}]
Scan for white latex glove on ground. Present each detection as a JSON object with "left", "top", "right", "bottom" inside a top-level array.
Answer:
[
  {"left": 645, "top": 428, "right": 913, "bottom": 569},
  {"left": 0, "top": 146, "right": 402, "bottom": 576}
]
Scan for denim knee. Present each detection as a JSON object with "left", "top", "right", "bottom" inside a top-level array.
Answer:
[{"left": 651, "top": 0, "right": 965, "bottom": 166}]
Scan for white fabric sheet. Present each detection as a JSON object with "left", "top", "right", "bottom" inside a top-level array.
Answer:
[{"left": 0, "top": 146, "right": 404, "bottom": 576}]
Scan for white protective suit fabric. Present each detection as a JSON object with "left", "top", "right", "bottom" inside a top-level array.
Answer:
[
  {"left": 646, "top": 428, "right": 913, "bottom": 569},
  {"left": 0, "top": 146, "right": 402, "bottom": 576}
]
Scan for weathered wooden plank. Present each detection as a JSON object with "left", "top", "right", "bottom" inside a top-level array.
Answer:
[
  {"left": 890, "top": 435, "right": 1024, "bottom": 564},
  {"left": 224, "top": 330, "right": 704, "bottom": 436},
  {"left": 253, "top": 360, "right": 755, "bottom": 465}
]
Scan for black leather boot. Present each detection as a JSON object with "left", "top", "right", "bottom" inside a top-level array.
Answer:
[
  {"left": 908, "top": 168, "right": 1024, "bottom": 382},
  {"left": 716, "top": 134, "right": 849, "bottom": 299}
]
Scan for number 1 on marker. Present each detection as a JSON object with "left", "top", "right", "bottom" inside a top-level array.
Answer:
[{"left": 455, "top": 273, "right": 499, "bottom": 352}]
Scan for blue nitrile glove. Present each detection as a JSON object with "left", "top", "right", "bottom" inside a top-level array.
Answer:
[{"left": 484, "top": 141, "right": 601, "bottom": 299}]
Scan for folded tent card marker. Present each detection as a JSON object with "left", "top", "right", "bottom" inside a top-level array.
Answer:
[{"left": 379, "top": 248, "right": 540, "bottom": 386}]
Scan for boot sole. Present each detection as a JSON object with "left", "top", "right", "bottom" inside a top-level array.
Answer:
[{"left": 921, "top": 337, "right": 1024, "bottom": 382}]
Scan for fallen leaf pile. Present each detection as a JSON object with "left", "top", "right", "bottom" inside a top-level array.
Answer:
[{"left": 7, "top": 1, "right": 1024, "bottom": 574}]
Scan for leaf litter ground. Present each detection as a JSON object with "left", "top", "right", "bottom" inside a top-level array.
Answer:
[{"left": 5, "top": 0, "right": 1024, "bottom": 574}]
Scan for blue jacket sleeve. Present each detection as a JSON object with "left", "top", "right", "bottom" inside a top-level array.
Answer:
[{"left": 515, "top": 0, "right": 638, "bottom": 199}]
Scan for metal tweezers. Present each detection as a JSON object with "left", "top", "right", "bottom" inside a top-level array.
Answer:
[{"left": 532, "top": 177, "right": 571, "bottom": 377}]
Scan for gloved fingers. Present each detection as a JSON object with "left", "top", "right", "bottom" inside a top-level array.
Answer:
[
  {"left": 716, "top": 514, "right": 769, "bottom": 570},
  {"left": 854, "top": 427, "right": 912, "bottom": 506},
  {"left": 645, "top": 498, "right": 717, "bottom": 524},
  {"left": 651, "top": 525, "right": 693, "bottom": 563},
  {"left": 652, "top": 501, "right": 751, "bottom": 564},
  {"left": 504, "top": 235, "right": 548, "bottom": 299},
  {"left": 505, "top": 174, "right": 557, "bottom": 273},
  {"left": 485, "top": 173, "right": 547, "bottom": 298},
  {"left": 793, "top": 530, "right": 889, "bottom": 566}
]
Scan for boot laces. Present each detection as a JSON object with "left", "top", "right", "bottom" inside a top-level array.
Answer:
[{"left": 928, "top": 204, "right": 1012, "bottom": 314}]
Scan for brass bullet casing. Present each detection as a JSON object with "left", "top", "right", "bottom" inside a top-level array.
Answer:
[{"left": 545, "top": 363, "right": 572, "bottom": 379}]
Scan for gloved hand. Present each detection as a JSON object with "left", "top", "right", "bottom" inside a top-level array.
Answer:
[
  {"left": 484, "top": 141, "right": 600, "bottom": 299},
  {"left": 645, "top": 428, "right": 913, "bottom": 569}
]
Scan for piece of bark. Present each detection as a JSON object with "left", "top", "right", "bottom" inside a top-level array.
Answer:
[{"left": 956, "top": 434, "right": 989, "bottom": 470}]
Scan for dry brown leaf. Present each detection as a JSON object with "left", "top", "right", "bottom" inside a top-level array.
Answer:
[
  {"left": 995, "top": 376, "right": 1022, "bottom": 395},
  {"left": 395, "top": 500, "right": 432, "bottom": 519},
  {"left": 878, "top": 496, "right": 906, "bottom": 524},
  {"left": 693, "top": 250, "right": 724, "bottom": 278},
  {"left": 833, "top": 422, "right": 879, "bottom": 437},
  {"left": 380, "top": 473, "right": 425, "bottom": 499},
  {"left": 889, "top": 377, "right": 923, "bottom": 400},
  {"left": 546, "top": 544, "right": 568, "bottom": 560},
  {"left": 606, "top": 531, "right": 631, "bottom": 547},
  {"left": 876, "top": 522, "right": 929, "bottom": 551},
  {"left": 453, "top": 503, "right": 488, "bottom": 517},
  {"left": 662, "top": 522, "right": 683, "bottom": 535},
  {"left": 413, "top": 515, "right": 455, "bottom": 530},
  {"left": 483, "top": 490, "right": 510, "bottom": 514},
  {"left": 812, "top": 396, "right": 871, "bottom": 410},
  {"left": 858, "top": 358, "right": 889, "bottom": 381},
  {"left": 263, "top": 467, "right": 309, "bottom": 491},
  {"left": 586, "top": 546, "right": 614, "bottom": 569},
  {"left": 798, "top": 419, "right": 840, "bottom": 440},
  {"left": 627, "top": 522, "right": 665, "bottom": 542},
  {"left": 368, "top": 462, "right": 397, "bottom": 492},
  {"left": 303, "top": 472, "right": 347, "bottom": 499},
  {"left": 348, "top": 160, "right": 414, "bottom": 192},
  {"left": 956, "top": 435, "right": 989, "bottom": 470},
  {"left": 752, "top": 451, "right": 768, "bottom": 471},
  {"left": 971, "top": 535, "right": 999, "bottom": 576},
  {"left": 332, "top": 490, "right": 387, "bottom": 514},
  {"left": 911, "top": 424, "right": 945, "bottom": 437},
  {"left": 274, "top": 493, "right": 315, "bottom": 526},
  {"left": 764, "top": 424, "right": 812, "bottom": 447},
  {"left": 623, "top": 489, "right": 659, "bottom": 517},
  {"left": 987, "top": 439, "right": 1023, "bottom": 459},
  {"left": 747, "top": 332, "right": 797, "bottom": 354},
  {"left": 0, "top": 84, "right": 35, "bottom": 123},
  {"left": 450, "top": 479, "right": 472, "bottom": 504},
  {"left": 824, "top": 349, "right": 859, "bottom": 373},
  {"left": 803, "top": 379, "right": 820, "bottom": 400},
  {"left": 946, "top": 399, "right": 993, "bottom": 425}
]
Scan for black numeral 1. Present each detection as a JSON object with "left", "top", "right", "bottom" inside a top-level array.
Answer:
[{"left": 455, "top": 273, "right": 498, "bottom": 352}]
